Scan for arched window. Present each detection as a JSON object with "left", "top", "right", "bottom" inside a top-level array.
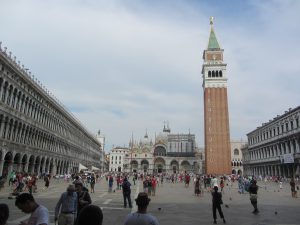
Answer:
[
  {"left": 216, "top": 71, "right": 219, "bottom": 77},
  {"left": 219, "top": 71, "right": 222, "bottom": 77},
  {"left": 212, "top": 71, "right": 215, "bottom": 77},
  {"left": 208, "top": 71, "right": 211, "bottom": 77},
  {"left": 234, "top": 148, "right": 239, "bottom": 155}
]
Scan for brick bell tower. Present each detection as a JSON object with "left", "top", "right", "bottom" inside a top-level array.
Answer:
[{"left": 202, "top": 17, "right": 231, "bottom": 175}]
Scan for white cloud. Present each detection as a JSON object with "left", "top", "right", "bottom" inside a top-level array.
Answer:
[{"left": 1, "top": 0, "right": 299, "bottom": 150}]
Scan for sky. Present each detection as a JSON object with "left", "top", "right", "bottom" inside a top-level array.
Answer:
[{"left": 1, "top": 0, "right": 299, "bottom": 151}]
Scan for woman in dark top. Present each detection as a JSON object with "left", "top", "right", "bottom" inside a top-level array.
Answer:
[
  {"left": 249, "top": 180, "right": 259, "bottom": 214},
  {"left": 290, "top": 178, "right": 296, "bottom": 198}
]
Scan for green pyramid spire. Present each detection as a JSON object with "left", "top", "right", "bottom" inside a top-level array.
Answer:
[{"left": 207, "top": 17, "right": 220, "bottom": 50}]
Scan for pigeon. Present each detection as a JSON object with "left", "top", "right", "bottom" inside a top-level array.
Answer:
[
  {"left": 229, "top": 197, "right": 232, "bottom": 201},
  {"left": 158, "top": 208, "right": 162, "bottom": 211},
  {"left": 225, "top": 204, "right": 229, "bottom": 208},
  {"left": 275, "top": 211, "right": 278, "bottom": 215}
]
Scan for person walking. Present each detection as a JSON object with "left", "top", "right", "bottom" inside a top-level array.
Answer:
[
  {"left": 290, "top": 178, "right": 297, "bottom": 198},
  {"left": 220, "top": 177, "right": 225, "bottom": 193},
  {"left": 55, "top": 185, "right": 78, "bottom": 225},
  {"left": 123, "top": 192, "right": 159, "bottom": 225},
  {"left": 74, "top": 182, "right": 92, "bottom": 216},
  {"left": 249, "top": 180, "right": 259, "bottom": 214},
  {"left": 43, "top": 175, "right": 50, "bottom": 190},
  {"left": 122, "top": 177, "right": 132, "bottom": 208},
  {"left": 15, "top": 193, "right": 49, "bottom": 225},
  {"left": 151, "top": 176, "right": 157, "bottom": 196},
  {"left": 108, "top": 175, "right": 114, "bottom": 192},
  {"left": 90, "top": 174, "right": 96, "bottom": 193},
  {"left": 194, "top": 177, "right": 200, "bottom": 196},
  {"left": 211, "top": 186, "right": 226, "bottom": 224}
]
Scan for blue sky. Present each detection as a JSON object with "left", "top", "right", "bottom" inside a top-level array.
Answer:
[{"left": 1, "top": 0, "right": 299, "bottom": 151}]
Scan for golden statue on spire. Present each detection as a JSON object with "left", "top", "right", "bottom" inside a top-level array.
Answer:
[{"left": 210, "top": 16, "right": 214, "bottom": 25}]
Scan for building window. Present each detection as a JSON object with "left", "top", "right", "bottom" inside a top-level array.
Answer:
[
  {"left": 219, "top": 71, "right": 223, "bottom": 77},
  {"left": 234, "top": 149, "right": 239, "bottom": 155},
  {"left": 208, "top": 71, "right": 211, "bottom": 77}
]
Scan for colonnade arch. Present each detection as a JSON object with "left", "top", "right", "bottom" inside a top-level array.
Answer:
[
  {"left": 141, "top": 159, "right": 149, "bottom": 172},
  {"left": 154, "top": 157, "right": 166, "bottom": 173},
  {"left": 170, "top": 160, "right": 179, "bottom": 173},
  {"left": 0, "top": 148, "right": 77, "bottom": 177}
]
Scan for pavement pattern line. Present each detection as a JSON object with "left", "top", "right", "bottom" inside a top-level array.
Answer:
[{"left": 103, "top": 199, "right": 112, "bottom": 204}]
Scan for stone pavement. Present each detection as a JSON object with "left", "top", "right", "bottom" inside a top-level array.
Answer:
[{"left": 0, "top": 178, "right": 299, "bottom": 225}]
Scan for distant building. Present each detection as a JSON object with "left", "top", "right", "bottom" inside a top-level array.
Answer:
[
  {"left": 242, "top": 106, "right": 300, "bottom": 178},
  {"left": 104, "top": 153, "right": 110, "bottom": 172},
  {"left": 108, "top": 147, "right": 130, "bottom": 172},
  {"left": 95, "top": 130, "right": 105, "bottom": 172},
  {"left": 231, "top": 140, "right": 247, "bottom": 175},
  {"left": 120, "top": 125, "right": 203, "bottom": 174}
]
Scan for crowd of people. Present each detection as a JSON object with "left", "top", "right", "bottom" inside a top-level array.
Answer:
[{"left": 0, "top": 171, "right": 299, "bottom": 225}]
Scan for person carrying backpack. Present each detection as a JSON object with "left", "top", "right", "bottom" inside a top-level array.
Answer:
[{"left": 122, "top": 177, "right": 132, "bottom": 208}]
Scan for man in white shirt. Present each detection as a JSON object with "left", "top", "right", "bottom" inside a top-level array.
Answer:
[
  {"left": 211, "top": 176, "right": 218, "bottom": 189},
  {"left": 124, "top": 192, "right": 159, "bottom": 225},
  {"left": 15, "top": 193, "right": 49, "bottom": 225}
]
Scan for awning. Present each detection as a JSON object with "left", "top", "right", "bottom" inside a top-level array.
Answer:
[
  {"left": 91, "top": 166, "right": 101, "bottom": 171},
  {"left": 79, "top": 163, "right": 88, "bottom": 171}
]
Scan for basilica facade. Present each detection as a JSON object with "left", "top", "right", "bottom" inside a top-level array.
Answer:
[{"left": 109, "top": 125, "right": 203, "bottom": 174}]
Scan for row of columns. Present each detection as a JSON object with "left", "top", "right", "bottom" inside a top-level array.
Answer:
[
  {"left": 248, "top": 163, "right": 299, "bottom": 178},
  {"left": 250, "top": 138, "right": 300, "bottom": 161}
]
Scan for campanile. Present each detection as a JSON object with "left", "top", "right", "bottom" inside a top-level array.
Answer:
[{"left": 202, "top": 17, "right": 231, "bottom": 175}]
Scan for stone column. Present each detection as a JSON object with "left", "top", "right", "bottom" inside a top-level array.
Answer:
[
  {"left": 0, "top": 160, "right": 4, "bottom": 177},
  {"left": 37, "top": 162, "right": 41, "bottom": 176},
  {"left": 17, "top": 163, "right": 22, "bottom": 172},
  {"left": 8, "top": 162, "right": 13, "bottom": 174},
  {"left": 290, "top": 140, "right": 295, "bottom": 154},
  {"left": 45, "top": 163, "right": 50, "bottom": 174},
  {"left": 52, "top": 163, "right": 57, "bottom": 176},
  {"left": 42, "top": 161, "right": 46, "bottom": 174},
  {"left": 295, "top": 138, "right": 300, "bottom": 153}
]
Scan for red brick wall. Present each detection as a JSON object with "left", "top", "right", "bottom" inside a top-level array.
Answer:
[{"left": 204, "top": 87, "right": 231, "bottom": 175}]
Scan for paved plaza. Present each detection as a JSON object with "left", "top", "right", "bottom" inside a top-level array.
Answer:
[{"left": 0, "top": 178, "right": 299, "bottom": 225}]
